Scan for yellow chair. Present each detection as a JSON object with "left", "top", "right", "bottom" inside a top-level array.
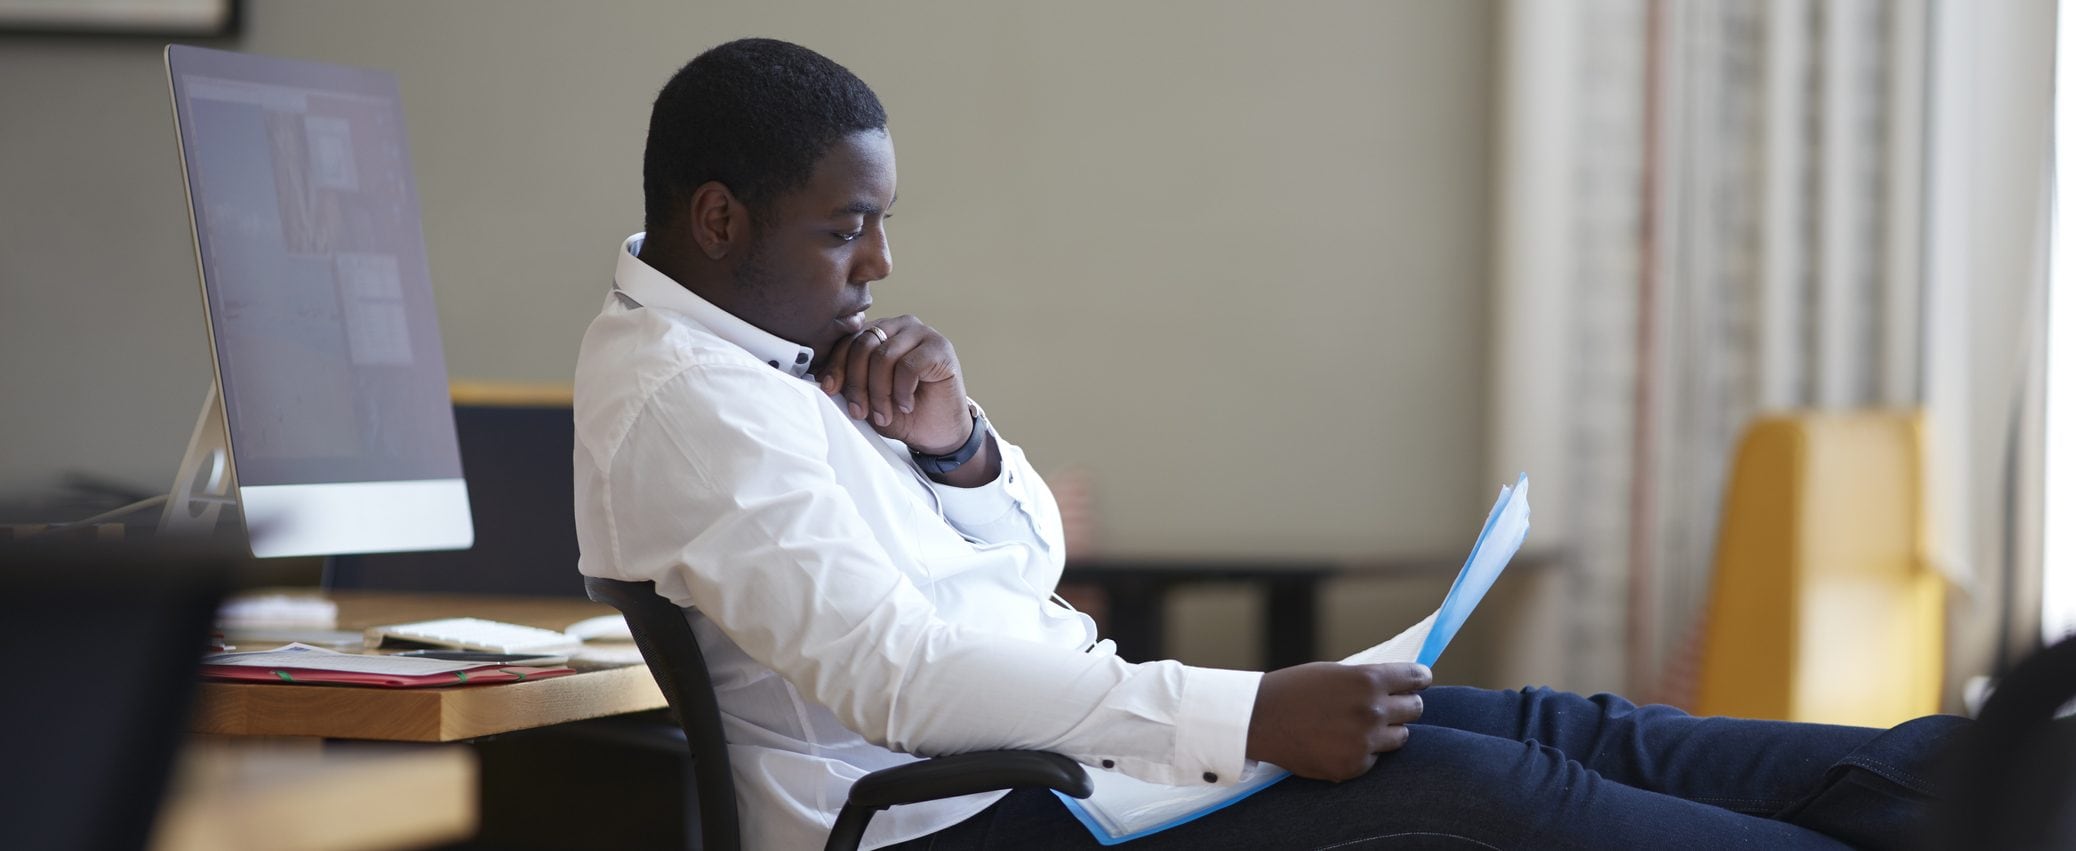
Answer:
[{"left": 1695, "top": 411, "right": 1946, "bottom": 726}]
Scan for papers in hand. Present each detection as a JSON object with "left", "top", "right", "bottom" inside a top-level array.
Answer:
[
  {"left": 1360, "top": 472, "right": 1532, "bottom": 668},
  {"left": 1057, "top": 474, "right": 1532, "bottom": 845}
]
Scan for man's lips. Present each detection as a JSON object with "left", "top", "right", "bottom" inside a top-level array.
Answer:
[{"left": 836, "top": 304, "right": 871, "bottom": 333}]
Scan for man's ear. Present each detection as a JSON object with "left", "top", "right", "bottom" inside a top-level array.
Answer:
[{"left": 689, "top": 181, "right": 748, "bottom": 260}]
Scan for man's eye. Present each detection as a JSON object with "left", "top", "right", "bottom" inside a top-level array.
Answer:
[{"left": 834, "top": 230, "right": 863, "bottom": 243}]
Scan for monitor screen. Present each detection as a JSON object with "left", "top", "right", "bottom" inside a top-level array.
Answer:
[{"left": 166, "top": 46, "right": 469, "bottom": 557}]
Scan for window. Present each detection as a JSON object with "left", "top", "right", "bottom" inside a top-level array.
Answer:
[{"left": 2044, "top": 0, "right": 2075, "bottom": 645}]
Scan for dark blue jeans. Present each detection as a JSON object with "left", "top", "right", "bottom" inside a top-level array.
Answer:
[{"left": 889, "top": 686, "right": 1966, "bottom": 850}]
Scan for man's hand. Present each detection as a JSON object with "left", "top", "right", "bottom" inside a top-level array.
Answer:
[
  {"left": 1246, "top": 662, "right": 1431, "bottom": 782},
  {"left": 819, "top": 314, "right": 972, "bottom": 454}
]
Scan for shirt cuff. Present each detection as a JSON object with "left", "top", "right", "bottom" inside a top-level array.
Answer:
[
  {"left": 1171, "top": 667, "right": 1263, "bottom": 786},
  {"left": 928, "top": 435, "right": 1022, "bottom": 530}
]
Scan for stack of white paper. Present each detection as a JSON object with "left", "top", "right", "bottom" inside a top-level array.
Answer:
[
  {"left": 1058, "top": 474, "right": 1532, "bottom": 844},
  {"left": 204, "top": 642, "right": 487, "bottom": 675}
]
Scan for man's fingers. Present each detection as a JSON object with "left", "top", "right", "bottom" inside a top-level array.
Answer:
[
  {"left": 1380, "top": 692, "right": 1424, "bottom": 726},
  {"left": 1362, "top": 662, "right": 1433, "bottom": 695},
  {"left": 890, "top": 355, "right": 922, "bottom": 416},
  {"left": 817, "top": 316, "right": 968, "bottom": 451},
  {"left": 1351, "top": 692, "right": 1419, "bottom": 757},
  {"left": 821, "top": 332, "right": 856, "bottom": 398},
  {"left": 891, "top": 334, "right": 956, "bottom": 413},
  {"left": 840, "top": 329, "right": 884, "bottom": 421},
  {"left": 1249, "top": 661, "right": 1433, "bottom": 784},
  {"left": 867, "top": 330, "right": 921, "bottom": 427},
  {"left": 1366, "top": 722, "right": 1412, "bottom": 755},
  {"left": 819, "top": 347, "right": 842, "bottom": 395}
]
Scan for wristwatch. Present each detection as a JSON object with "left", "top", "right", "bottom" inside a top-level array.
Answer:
[{"left": 912, "top": 406, "right": 989, "bottom": 475}]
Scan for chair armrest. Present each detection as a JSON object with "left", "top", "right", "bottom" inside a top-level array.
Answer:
[{"left": 846, "top": 750, "right": 1093, "bottom": 810}]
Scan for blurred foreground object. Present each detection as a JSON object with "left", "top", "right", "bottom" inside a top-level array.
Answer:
[
  {"left": 0, "top": 541, "right": 232, "bottom": 850},
  {"left": 1938, "top": 635, "right": 2076, "bottom": 848},
  {"left": 1697, "top": 412, "right": 1945, "bottom": 725}
]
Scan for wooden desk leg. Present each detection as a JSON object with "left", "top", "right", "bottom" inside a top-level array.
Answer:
[
  {"left": 1265, "top": 576, "right": 1319, "bottom": 669},
  {"left": 1103, "top": 577, "right": 1165, "bottom": 664}
]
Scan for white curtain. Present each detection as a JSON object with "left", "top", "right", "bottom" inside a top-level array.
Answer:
[{"left": 1490, "top": 0, "right": 1935, "bottom": 699}]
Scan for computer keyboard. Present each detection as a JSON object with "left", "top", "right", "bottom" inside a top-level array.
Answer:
[{"left": 364, "top": 617, "right": 583, "bottom": 654}]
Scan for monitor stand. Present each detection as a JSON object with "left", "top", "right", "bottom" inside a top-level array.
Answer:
[
  {"left": 160, "top": 384, "right": 349, "bottom": 640},
  {"left": 158, "top": 383, "right": 238, "bottom": 540}
]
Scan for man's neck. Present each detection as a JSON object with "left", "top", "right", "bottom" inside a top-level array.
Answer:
[
  {"left": 643, "top": 238, "right": 777, "bottom": 350},
  {"left": 634, "top": 235, "right": 711, "bottom": 296}
]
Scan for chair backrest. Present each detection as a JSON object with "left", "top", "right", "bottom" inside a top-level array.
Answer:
[
  {"left": 1697, "top": 411, "right": 1946, "bottom": 725},
  {"left": 585, "top": 576, "right": 740, "bottom": 851},
  {"left": 331, "top": 385, "right": 583, "bottom": 597}
]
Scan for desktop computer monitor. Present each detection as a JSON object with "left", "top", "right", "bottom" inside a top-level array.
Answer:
[{"left": 159, "top": 45, "right": 472, "bottom": 558}]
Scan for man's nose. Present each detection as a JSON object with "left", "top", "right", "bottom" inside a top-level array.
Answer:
[{"left": 856, "top": 226, "right": 892, "bottom": 282}]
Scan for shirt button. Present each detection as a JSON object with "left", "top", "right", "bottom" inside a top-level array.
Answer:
[
  {"left": 1203, "top": 772, "right": 1218, "bottom": 783},
  {"left": 766, "top": 359, "right": 780, "bottom": 369},
  {"left": 1101, "top": 759, "right": 1115, "bottom": 769},
  {"left": 795, "top": 352, "right": 810, "bottom": 365}
]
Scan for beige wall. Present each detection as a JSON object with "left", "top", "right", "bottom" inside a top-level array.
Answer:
[{"left": 0, "top": 1, "right": 1496, "bottom": 563}]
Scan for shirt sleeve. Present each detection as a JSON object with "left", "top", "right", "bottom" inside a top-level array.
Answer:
[
  {"left": 925, "top": 400, "right": 1063, "bottom": 554},
  {"left": 600, "top": 364, "right": 1260, "bottom": 787}
]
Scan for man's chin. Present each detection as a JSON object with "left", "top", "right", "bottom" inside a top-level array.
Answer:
[{"left": 806, "top": 333, "right": 845, "bottom": 374}]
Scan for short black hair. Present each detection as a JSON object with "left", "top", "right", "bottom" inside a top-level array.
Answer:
[{"left": 643, "top": 38, "right": 887, "bottom": 232}]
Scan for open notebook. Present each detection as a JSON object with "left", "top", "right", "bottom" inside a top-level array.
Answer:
[{"left": 1058, "top": 473, "right": 1532, "bottom": 844}]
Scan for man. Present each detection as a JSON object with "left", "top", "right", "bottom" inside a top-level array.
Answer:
[{"left": 575, "top": 38, "right": 1961, "bottom": 850}]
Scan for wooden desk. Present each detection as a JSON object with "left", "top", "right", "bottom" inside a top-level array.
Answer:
[
  {"left": 153, "top": 739, "right": 476, "bottom": 851},
  {"left": 1061, "top": 555, "right": 1550, "bottom": 668},
  {"left": 191, "top": 592, "right": 666, "bottom": 742},
  {"left": 1062, "top": 559, "right": 1344, "bottom": 668}
]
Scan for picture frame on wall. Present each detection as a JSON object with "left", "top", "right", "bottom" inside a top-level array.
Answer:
[{"left": 0, "top": 0, "right": 239, "bottom": 37}]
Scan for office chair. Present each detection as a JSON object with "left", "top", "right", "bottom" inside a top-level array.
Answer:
[{"left": 585, "top": 576, "right": 1094, "bottom": 851}]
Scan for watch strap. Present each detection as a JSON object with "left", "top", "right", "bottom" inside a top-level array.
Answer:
[{"left": 912, "top": 407, "right": 988, "bottom": 475}]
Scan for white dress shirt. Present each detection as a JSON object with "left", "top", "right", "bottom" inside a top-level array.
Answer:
[{"left": 574, "top": 234, "right": 1262, "bottom": 850}]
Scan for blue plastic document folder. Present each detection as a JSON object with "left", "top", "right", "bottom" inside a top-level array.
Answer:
[{"left": 1058, "top": 474, "right": 1532, "bottom": 845}]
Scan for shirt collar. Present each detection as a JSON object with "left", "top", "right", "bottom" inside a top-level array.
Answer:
[{"left": 614, "top": 233, "right": 815, "bottom": 379}]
